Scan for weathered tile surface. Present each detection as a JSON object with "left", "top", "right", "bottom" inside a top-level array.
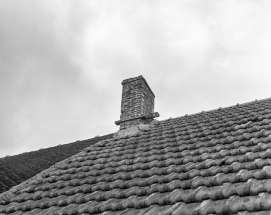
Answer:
[
  {"left": 1, "top": 99, "right": 271, "bottom": 214},
  {"left": 0, "top": 134, "right": 113, "bottom": 194}
]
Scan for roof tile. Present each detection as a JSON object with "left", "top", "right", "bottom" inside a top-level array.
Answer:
[
  {"left": 1, "top": 98, "right": 271, "bottom": 214},
  {"left": 0, "top": 134, "right": 113, "bottom": 195}
]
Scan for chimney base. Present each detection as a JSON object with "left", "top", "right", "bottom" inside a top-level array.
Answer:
[{"left": 114, "top": 119, "right": 160, "bottom": 138}]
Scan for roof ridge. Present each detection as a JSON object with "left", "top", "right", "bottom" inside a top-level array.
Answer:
[
  {"left": 0, "top": 137, "right": 113, "bottom": 203},
  {"left": 161, "top": 97, "right": 271, "bottom": 122}
]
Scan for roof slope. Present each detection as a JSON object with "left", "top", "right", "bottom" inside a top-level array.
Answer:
[
  {"left": 1, "top": 98, "right": 271, "bottom": 214},
  {"left": 0, "top": 134, "right": 113, "bottom": 194}
]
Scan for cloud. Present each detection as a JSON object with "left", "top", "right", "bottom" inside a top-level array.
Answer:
[
  {"left": 0, "top": 0, "right": 87, "bottom": 156},
  {"left": 0, "top": 0, "right": 270, "bottom": 157}
]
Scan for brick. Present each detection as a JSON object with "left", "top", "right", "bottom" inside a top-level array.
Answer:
[{"left": 115, "top": 76, "right": 159, "bottom": 129}]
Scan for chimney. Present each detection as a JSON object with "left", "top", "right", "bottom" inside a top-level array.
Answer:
[{"left": 115, "top": 75, "right": 159, "bottom": 129}]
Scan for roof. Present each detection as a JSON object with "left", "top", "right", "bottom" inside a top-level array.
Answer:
[
  {"left": 0, "top": 134, "right": 113, "bottom": 194},
  {"left": 1, "top": 98, "right": 271, "bottom": 215}
]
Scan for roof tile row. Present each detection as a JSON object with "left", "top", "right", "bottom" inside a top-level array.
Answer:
[
  {"left": 0, "top": 135, "right": 113, "bottom": 194},
  {"left": 0, "top": 98, "right": 271, "bottom": 214}
]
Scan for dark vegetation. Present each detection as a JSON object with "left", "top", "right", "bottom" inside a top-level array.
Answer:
[{"left": 0, "top": 134, "right": 113, "bottom": 194}]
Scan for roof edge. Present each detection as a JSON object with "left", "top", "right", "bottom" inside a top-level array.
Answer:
[
  {"left": 162, "top": 97, "right": 271, "bottom": 122},
  {"left": 0, "top": 152, "right": 83, "bottom": 202},
  {"left": 0, "top": 137, "right": 113, "bottom": 203}
]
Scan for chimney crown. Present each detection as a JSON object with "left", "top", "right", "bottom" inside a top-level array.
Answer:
[{"left": 115, "top": 75, "right": 159, "bottom": 129}]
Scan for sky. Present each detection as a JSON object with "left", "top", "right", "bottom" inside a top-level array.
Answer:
[{"left": 0, "top": 0, "right": 270, "bottom": 157}]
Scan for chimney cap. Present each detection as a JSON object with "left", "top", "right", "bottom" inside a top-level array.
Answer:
[{"left": 122, "top": 75, "right": 155, "bottom": 98}]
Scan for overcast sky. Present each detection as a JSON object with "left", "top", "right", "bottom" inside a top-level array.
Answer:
[{"left": 0, "top": 0, "right": 270, "bottom": 157}]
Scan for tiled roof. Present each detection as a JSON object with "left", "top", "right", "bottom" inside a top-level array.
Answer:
[
  {"left": 1, "top": 98, "right": 271, "bottom": 214},
  {"left": 0, "top": 134, "right": 113, "bottom": 194}
]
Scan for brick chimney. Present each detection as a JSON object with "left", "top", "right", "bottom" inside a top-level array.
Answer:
[{"left": 115, "top": 75, "right": 159, "bottom": 129}]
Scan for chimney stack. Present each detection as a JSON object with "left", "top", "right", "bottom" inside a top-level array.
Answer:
[{"left": 115, "top": 75, "right": 159, "bottom": 129}]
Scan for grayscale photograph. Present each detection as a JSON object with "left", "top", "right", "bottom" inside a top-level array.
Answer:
[{"left": 0, "top": 0, "right": 270, "bottom": 214}]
